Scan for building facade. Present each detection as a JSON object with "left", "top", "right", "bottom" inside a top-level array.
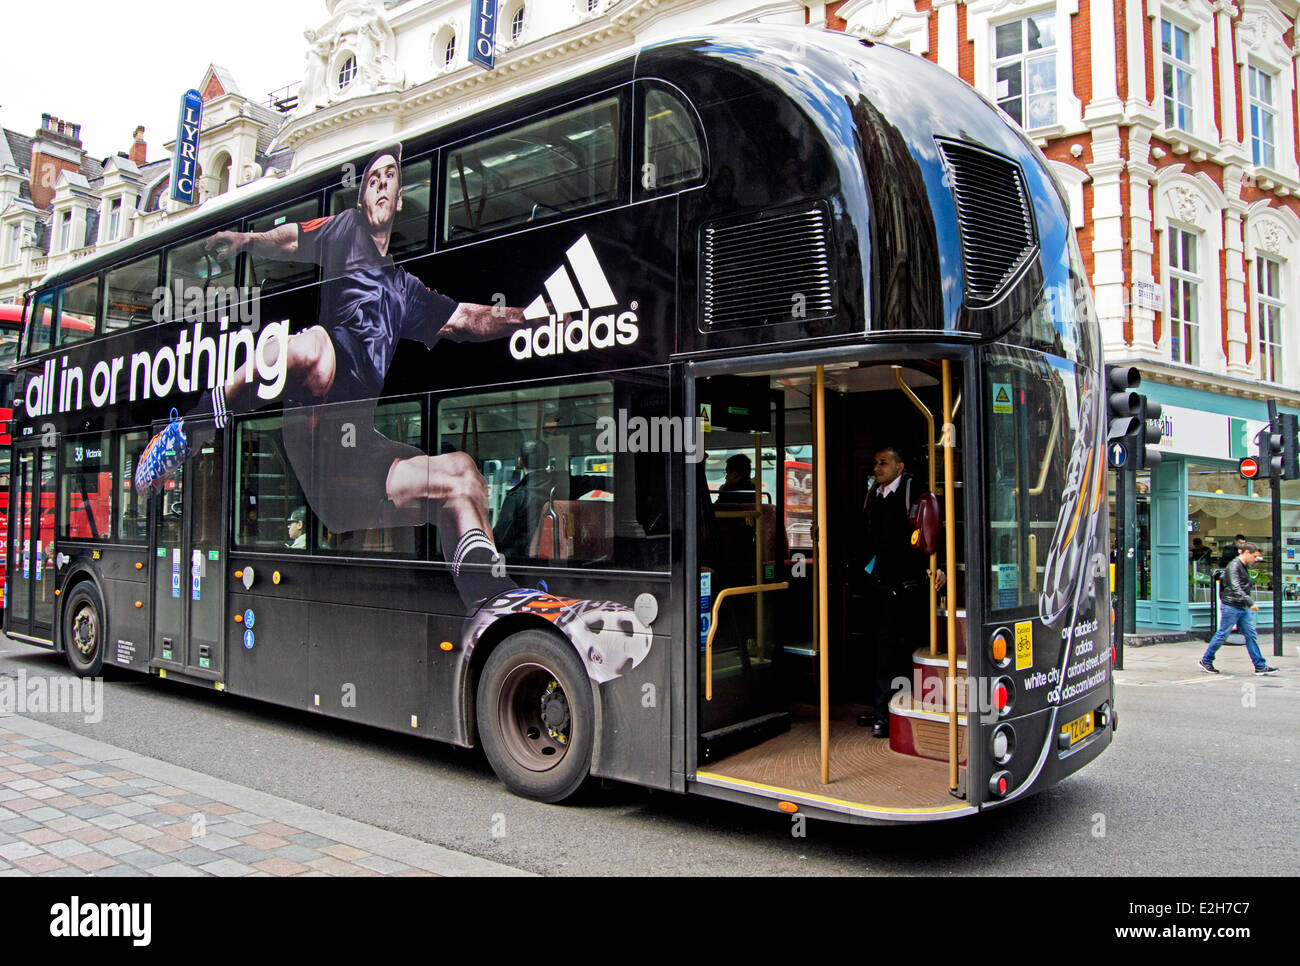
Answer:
[
  {"left": 6, "top": 0, "right": 1298, "bottom": 631},
  {"left": 0, "top": 66, "right": 292, "bottom": 307}
]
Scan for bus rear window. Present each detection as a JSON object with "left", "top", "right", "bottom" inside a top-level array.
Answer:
[
  {"left": 642, "top": 86, "right": 704, "bottom": 194},
  {"left": 444, "top": 96, "right": 622, "bottom": 241}
]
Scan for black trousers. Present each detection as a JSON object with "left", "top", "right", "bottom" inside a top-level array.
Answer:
[{"left": 866, "top": 581, "right": 928, "bottom": 721}]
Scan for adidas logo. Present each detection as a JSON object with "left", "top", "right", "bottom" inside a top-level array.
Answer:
[{"left": 510, "top": 234, "right": 640, "bottom": 360}]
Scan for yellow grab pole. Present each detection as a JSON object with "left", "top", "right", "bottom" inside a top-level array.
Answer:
[
  {"left": 894, "top": 366, "right": 939, "bottom": 657},
  {"left": 816, "top": 366, "right": 830, "bottom": 785},
  {"left": 754, "top": 432, "right": 764, "bottom": 661},
  {"left": 942, "top": 360, "right": 959, "bottom": 791}
]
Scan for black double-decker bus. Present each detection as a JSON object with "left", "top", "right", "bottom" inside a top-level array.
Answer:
[{"left": 5, "top": 27, "right": 1113, "bottom": 824}]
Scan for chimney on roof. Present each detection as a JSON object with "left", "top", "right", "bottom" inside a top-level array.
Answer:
[
  {"left": 29, "top": 113, "right": 87, "bottom": 210},
  {"left": 129, "top": 125, "right": 147, "bottom": 165}
]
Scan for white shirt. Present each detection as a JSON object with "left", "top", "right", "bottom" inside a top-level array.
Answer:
[{"left": 877, "top": 474, "right": 902, "bottom": 499}]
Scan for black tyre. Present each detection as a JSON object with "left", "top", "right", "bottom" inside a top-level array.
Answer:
[
  {"left": 63, "top": 582, "right": 106, "bottom": 678},
  {"left": 476, "top": 629, "right": 594, "bottom": 803}
]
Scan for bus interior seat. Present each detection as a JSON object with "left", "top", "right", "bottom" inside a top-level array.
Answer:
[{"left": 528, "top": 498, "right": 613, "bottom": 561}]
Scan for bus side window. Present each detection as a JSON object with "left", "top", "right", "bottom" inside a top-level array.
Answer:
[
  {"left": 104, "top": 256, "right": 161, "bottom": 331},
  {"left": 60, "top": 434, "right": 112, "bottom": 541},
  {"left": 637, "top": 85, "right": 705, "bottom": 198},
  {"left": 328, "top": 156, "right": 432, "bottom": 261},
  {"left": 118, "top": 431, "right": 149, "bottom": 543},
  {"left": 27, "top": 289, "right": 56, "bottom": 354},
  {"left": 443, "top": 94, "right": 624, "bottom": 242},
  {"left": 58, "top": 276, "right": 100, "bottom": 346},
  {"left": 233, "top": 414, "right": 311, "bottom": 552},
  {"left": 165, "top": 228, "right": 240, "bottom": 320},
  {"left": 244, "top": 199, "right": 320, "bottom": 295}
]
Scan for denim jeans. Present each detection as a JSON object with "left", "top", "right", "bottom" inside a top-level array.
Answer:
[{"left": 1202, "top": 604, "right": 1268, "bottom": 669}]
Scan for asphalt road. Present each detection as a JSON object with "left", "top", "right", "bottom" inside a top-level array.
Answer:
[{"left": 2, "top": 633, "right": 1296, "bottom": 876}]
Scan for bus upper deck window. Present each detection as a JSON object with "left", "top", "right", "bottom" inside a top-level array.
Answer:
[
  {"left": 58, "top": 276, "right": 100, "bottom": 346},
  {"left": 104, "top": 256, "right": 161, "bottom": 332},
  {"left": 329, "top": 156, "right": 432, "bottom": 260},
  {"left": 26, "top": 290, "right": 56, "bottom": 354},
  {"left": 166, "top": 229, "right": 240, "bottom": 319},
  {"left": 641, "top": 86, "right": 703, "bottom": 194},
  {"left": 444, "top": 95, "right": 623, "bottom": 242},
  {"left": 245, "top": 199, "right": 319, "bottom": 293}
]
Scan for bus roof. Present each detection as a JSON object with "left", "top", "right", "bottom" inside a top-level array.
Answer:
[{"left": 32, "top": 25, "right": 900, "bottom": 294}]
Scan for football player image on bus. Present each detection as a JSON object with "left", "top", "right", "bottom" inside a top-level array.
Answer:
[{"left": 138, "top": 145, "right": 515, "bottom": 608}]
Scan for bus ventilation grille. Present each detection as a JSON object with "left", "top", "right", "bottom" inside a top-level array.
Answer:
[
  {"left": 937, "top": 140, "right": 1038, "bottom": 305},
  {"left": 701, "top": 205, "right": 834, "bottom": 328}
]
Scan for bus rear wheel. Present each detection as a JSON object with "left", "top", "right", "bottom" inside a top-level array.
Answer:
[
  {"left": 477, "top": 629, "right": 594, "bottom": 803},
  {"left": 63, "top": 583, "right": 105, "bottom": 678}
]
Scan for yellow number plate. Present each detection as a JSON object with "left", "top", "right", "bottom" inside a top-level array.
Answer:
[{"left": 1064, "top": 711, "right": 1095, "bottom": 746}]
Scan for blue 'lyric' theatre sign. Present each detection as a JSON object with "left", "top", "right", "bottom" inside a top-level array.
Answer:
[{"left": 170, "top": 89, "right": 203, "bottom": 205}]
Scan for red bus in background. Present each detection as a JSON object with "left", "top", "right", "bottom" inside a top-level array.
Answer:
[
  {"left": 0, "top": 304, "right": 94, "bottom": 608},
  {"left": 0, "top": 304, "right": 23, "bottom": 609}
]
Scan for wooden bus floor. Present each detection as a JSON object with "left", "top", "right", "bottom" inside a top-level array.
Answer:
[{"left": 697, "top": 704, "right": 958, "bottom": 811}]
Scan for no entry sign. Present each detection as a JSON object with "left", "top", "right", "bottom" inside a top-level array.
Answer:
[{"left": 1239, "top": 456, "right": 1260, "bottom": 479}]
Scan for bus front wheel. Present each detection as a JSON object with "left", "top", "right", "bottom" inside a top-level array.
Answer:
[
  {"left": 476, "top": 629, "right": 594, "bottom": 803},
  {"left": 63, "top": 582, "right": 105, "bottom": 678}
]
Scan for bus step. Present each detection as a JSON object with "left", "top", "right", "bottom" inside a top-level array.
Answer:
[{"left": 700, "top": 712, "right": 791, "bottom": 764}]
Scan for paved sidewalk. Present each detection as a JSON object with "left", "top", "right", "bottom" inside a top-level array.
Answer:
[
  {"left": 0, "top": 714, "right": 530, "bottom": 877},
  {"left": 1115, "top": 633, "right": 1298, "bottom": 688}
]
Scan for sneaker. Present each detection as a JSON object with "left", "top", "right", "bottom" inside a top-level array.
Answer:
[
  {"left": 1199, "top": 660, "right": 1219, "bottom": 674},
  {"left": 1254, "top": 665, "right": 1279, "bottom": 675},
  {"left": 133, "top": 411, "right": 190, "bottom": 499}
]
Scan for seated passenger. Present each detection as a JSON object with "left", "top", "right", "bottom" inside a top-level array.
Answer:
[{"left": 716, "top": 453, "right": 757, "bottom": 504}]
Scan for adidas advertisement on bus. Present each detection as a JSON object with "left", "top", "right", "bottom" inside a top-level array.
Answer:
[{"left": 24, "top": 139, "right": 672, "bottom": 702}]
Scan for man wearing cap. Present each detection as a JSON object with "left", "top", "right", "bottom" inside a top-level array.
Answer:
[
  {"left": 157, "top": 144, "right": 525, "bottom": 606},
  {"left": 285, "top": 506, "right": 307, "bottom": 549}
]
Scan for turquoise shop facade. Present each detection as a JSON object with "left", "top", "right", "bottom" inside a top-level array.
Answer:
[{"left": 1128, "top": 380, "right": 1300, "bottom": 634}]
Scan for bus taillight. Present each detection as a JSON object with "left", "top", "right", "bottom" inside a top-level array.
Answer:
[
  {"left": 988, "top": 770, "right": 1012, "bottom": 798},
  {"left": 993, "top": 677, "right": 1014, "bottom": 716}
]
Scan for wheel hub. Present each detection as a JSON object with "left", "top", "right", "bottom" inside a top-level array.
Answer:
[
  {"left": 73, "top": 609, "right": 97, "bottom": 655},
  {"left": 540, "top": 681, "right": 569, "bottom": 744}
]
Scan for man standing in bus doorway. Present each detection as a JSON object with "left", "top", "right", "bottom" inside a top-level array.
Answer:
[
  {"left": 1200, "top": 542, "right": 1279, "bottom": 675},
  {"left": 147, "top": 144, "right": 528, "bottom": 608},
  {"left": 856, "top": 446, "right": 945, "bottom": 738}
]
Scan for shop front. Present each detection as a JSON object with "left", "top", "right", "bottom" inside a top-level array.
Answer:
[{"left": 1110, "top": 382, "right": 1300, "bottom": 634}]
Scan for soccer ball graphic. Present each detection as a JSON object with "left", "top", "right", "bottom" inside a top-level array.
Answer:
[{"left": 462, "top": 589, "right": 653, "bottom": 683}]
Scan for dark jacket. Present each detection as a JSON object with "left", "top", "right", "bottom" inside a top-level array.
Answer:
[
  {"left": 492, "top": 469, "right": 554, "bottom": 559},
  {"left": 1219, "top": 556, "right": 1255, "bottom": 609},
  {"left": 858, "top": 472, "right": 928, "bottom": 589}
]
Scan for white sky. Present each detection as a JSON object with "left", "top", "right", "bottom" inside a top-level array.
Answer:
[{"left": 0, "top": 0, "right": 322, "bottom": 164}]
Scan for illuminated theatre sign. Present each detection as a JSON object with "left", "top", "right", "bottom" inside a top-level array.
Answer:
[{"left": 170, "top": 89, "right": 203, "bottom": 205}]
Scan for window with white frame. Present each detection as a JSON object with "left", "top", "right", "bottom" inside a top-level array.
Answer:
[
  {"left": 338, "top": 55, "right": 357, "bottom": 90},
  {"left": 1161, "top": 20, "right": 1194, "bottom": 133},
  {"left": 1256, "top": 256, "right": 1283, "bottom": 382},
  {"left": 1248, "top": 65, "right": 1277, "bottom": 170},
  {"left": 1168, "top": 226, "right": 1199, "bottom": 366},
  {"left": 444, "top": 33, "right": 456, "bottom": 66},
  {"left": 510, "top": 5, "right": 525, "bottom": 42},
  {"left": 57, "top": 211, "right": 72, "bottom": 253},
  {"left": 108, "top": 197, "right": 121, "bottom": 241},
  {"left": 993, "top": 13, "right": 1057, "bottom": 129},
  {"left": 5, "top": 224, "right": 19, "bottom": 263}
]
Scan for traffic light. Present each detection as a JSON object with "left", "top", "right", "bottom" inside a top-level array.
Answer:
[
  {"left": 1106, "top": 365, "right": 1141, "bottom": 442},
  {"left": 1260, "top": 421, "right": 1284, "bottom": 478},
  {"left": 1136, "top": 395, "right": 1163, "bottom": 470},
  {"left": 1280, "top": 413, "right": 1299, "bottom": 480}
]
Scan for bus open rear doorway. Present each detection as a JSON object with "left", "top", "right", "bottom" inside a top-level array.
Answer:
[{"left": 688, "top": 355, "right": 976, "bottom": 824}]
